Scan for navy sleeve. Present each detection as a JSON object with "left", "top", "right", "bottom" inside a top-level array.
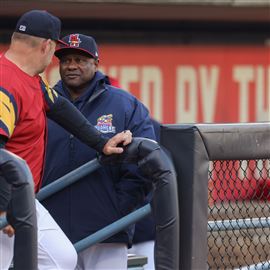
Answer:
[
  {"left": 46, "top": 95, "right": 108, "bottom": 153},
  {"left": 0, "top": 135, "right": 10, "bottom": 211},
  {"left": 0, "top": 175, "right": 11, "bottom": 212},
  {"left": 0, "top": 135, "right": 7, "bottom": 148}
]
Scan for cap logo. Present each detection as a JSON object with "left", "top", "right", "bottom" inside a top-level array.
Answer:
[
  {"left": 19, "top": 25, "right": 26, "bottom": 32},
  {"left": 68, "top": 34, "right": 81, "bottom": 48}
]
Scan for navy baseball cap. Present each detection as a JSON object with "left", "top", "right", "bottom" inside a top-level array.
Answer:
[
  {"left": 15, "top": 10, "right": 65, "bottom": 44},
  {"left": 54, "top": 34, "right": 99, "bottom": 60}
]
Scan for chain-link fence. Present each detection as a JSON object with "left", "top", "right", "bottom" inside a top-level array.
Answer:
[{"left": 208, "top": 159, "right": 270, "bottom": 269}]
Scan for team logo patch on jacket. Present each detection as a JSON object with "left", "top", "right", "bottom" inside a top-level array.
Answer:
[{"left": 95, "top": 114, "right": 116, "bottom": 133}]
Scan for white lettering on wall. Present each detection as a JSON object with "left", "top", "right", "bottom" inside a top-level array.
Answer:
[
  {"left": 176, "top": 65, "right": 219, "bottom": 123},
  {"left": 199, "top": 65, "right": 219, "bottom": 122},
  {"left": 141, "top": 67, "right": 163, "bottom": 121},
  {"left": 103, "top": 65, "right": 119, "bottom": 80},
  {"left": 101, "top": 65, "right": 163, "bottom": 121},
  {"left": 176, "top": 66, "right": 197, "bottom": 123},
  {"left": 256, "top": 66, "right": 270, "bottom": 121},
  {"left": 119, "top": 66, "right": 139, "bottom": 92},
  {"left": 46, "top": 63, "right": 270, "bottom": 124},
  {"left": 233, "top": 66, "right": 254, "bottom": 122}
]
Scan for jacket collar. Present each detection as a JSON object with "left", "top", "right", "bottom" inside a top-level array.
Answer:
[{"left": 54, "top": 71, "right": 108, "bottom": 102}]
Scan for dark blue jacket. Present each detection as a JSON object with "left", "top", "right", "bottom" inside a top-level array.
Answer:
[{"left": 42, "top": 71, "right": 156, "bottom": 246}]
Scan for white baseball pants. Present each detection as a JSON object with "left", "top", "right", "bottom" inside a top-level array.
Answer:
[
  {"left": 76, "top": 243, "right": 127, "bottom": 270},
  {"left": 0, "top": 199, "right": 77, "bottom": 270}
]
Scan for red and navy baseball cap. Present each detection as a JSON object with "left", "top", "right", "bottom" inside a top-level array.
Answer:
[
  {"left": 15, "top": 10, "right": 65, "bottom": 44},
  {"left": 54, "top": 34, "right": 99, "bottom": 60}
]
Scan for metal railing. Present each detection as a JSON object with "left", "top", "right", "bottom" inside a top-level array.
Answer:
[{"left": 1, "top": 158, "right": 152, "bottom": 253}]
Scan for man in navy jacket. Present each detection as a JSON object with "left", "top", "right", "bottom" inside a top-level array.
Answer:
[{"left": 42, "top": 34, "right": 155, "bottom": 270}]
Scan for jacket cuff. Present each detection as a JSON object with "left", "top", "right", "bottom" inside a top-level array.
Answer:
[{"left": 94, "top": 136, "right": 109, "bottom": 153}]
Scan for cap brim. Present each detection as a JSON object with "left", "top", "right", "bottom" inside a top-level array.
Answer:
[
  {"left": 56, "top": 39, "right": 68, "bottom": 46},
  {"left": 54, "top": 47, "right": 96, "bottom": 59}
]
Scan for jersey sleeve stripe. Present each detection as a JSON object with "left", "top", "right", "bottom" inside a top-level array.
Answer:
[
  {"left": 0, "top": 88, "right": 17, "bottom": 137},
  {"left": 0, "top": 87, "right": 18, "bottom": 117},
  {"left": 40, "top": 78, "right": 59, "bottom": 107},
  {"left": 0, "top": 120, "right": 10, "bottom": 137},
  {"left": 47, "top": 86, "right": 59, "bottom": 102}
]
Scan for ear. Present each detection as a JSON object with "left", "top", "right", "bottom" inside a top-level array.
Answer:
[
  {"left": 94, "top": 59, "right": 99, "bottom": 70},
  {"left": 40, "top": 39, "right": 50, "bottom": 54}
]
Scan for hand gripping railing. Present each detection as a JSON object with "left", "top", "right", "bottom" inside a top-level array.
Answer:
[
  {"left": 98, "top": 138, "right": 179, "bottom": 270},
  {"left": 0, "top": 149, "right": 37, "bottom": 270},
  {"left": 0, "top": 138, "right": 179, "bottom": 270}
]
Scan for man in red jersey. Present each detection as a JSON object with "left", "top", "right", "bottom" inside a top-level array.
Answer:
[{"left": 0, "top": 10, "right": 131, "bottom": 270}]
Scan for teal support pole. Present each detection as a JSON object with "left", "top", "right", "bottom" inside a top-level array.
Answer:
[
  {"left": 74, "top": 204, "right": 151, "bottom": 253},
  {"left": 0, "top": 158, "right": 101, "bottom": 230},
  {"left": 0, "top": 216, "right": 7, "bottom": 228},
  {"left": 36, "top": 158, "right": 100, "bottom": 201}
]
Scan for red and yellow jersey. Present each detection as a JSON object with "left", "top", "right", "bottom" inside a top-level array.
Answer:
[{"left": 0, "top": 54, "right": 59, "bottom": 191}]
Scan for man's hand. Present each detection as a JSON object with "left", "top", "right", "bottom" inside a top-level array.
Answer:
[
  {"left": 3, "top": 225, "right": 15, "bottom": 237},
  {"left": 0, "top": 211, "right": 14, "bottom": 237},
  {"left": 102, "top": 130, "right": 132, "bottom": 155}
]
